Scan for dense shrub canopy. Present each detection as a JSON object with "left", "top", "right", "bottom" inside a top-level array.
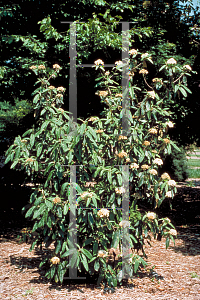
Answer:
[{"left": 5, "top": 50, "right": 193, "bottom": 286}]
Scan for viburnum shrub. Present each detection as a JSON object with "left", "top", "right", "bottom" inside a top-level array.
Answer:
[{"left": 5, "top": 52, "right": 193, "bottom": 287}]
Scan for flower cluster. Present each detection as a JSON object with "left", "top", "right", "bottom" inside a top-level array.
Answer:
[
  {"left": 119, "top": 220, "right": 130, "bottom": 228},
  {"left": 30, "top": 65, "right": 37, "bottom": 70},
  {"left": 26, "top": 158, "right": 34, "bottom": 163},
  {"left": 168, "top": 229, "right": 177, "bottom": 236},
  {"left": 146, "top": 212, "right": 156, "bottom": 220},
  {"left": 166, "top": 58, "right": 177, "bottom": 65},
  {"left": 53, "top": 64, "right": 61, "bottom": 69},
  {"left": 141, "top": 53, "right": 149, "bottom": 59},
  {"left": 129, "top": 49, "right": 138, "bottom": 56},
  {"left": 152, "top": 78, "right": 162, "bottom": 83},
  {"left": 141, "top": 164, "right": 150, "bottom": 170},
  {"left": 164, "top": 217, "right": 171, "bottom": 223},
  {"left": 153, "top": 158, "right": 163, "bottom": 165},
  {"left": 115, "top": 60, "right": 123, "bottom": 65},
  {"left": 143, "top": 140, "right": 150, "bottom": 146},
  {"left": 56, "top": 93, "right": 63, "bottom": 98},
  {"left": 38, "top": 65, "right": 46, "bottom": 70},
  {"left": 149, "top": 169, "right": 158, "bottom": 175},
  {"left": 183, "top": 65, "right": 192, "bottom": 71},
  {"left": 88, "top": 117, "right": 98, "bottom": 122},
  {"left": 118, "top": 135, "right": 127, "bottom": 140},
  {"left": 148, "top": 128, "right": 157, "bottom": 134},
  {"left": 81, "top": 192, "right": 93, "bottom": 200},
  {"left": 49, "top": 85, "right": 55, "bottom": 89},
  {"left": 98, "top": 250, "right": 107, "bottom": 258},
  {"left": 139, "top": 69, "right": 148, "bottom": 75},
  {"left": 168, "top": 180, "right": 176, "bottom": 187},
  {"left": 50, "top": 257, "right": 60, "bottom": 264},
  {"left": 84, "top": 181, "right": 96, "bottom": 188},
  {"left": 163, "top": 138, "right": 170, "bottom": 144},
  {"left": 97, "top": 209, "right": 110, "bottom": 218},
  {"left": 96, "top": 129, "right": 103, "bottom": 133},
  {"left": 130, "top": 163, "right": 139, "bottom": 169},
  {"left": 151, "top": 150, "right": 157, "bottom": 153},
  {"left": 58, "top": 108, "right": 64, "bottom": 114},
  {"left": 53, "top": 197, "right": 61, "bottom": 204},
  {"left": 115, "top": 187, "right": 126, "bottom": 194},
  {"left": 57, "top": 86, "right": 65, "bottom": 92},
  {"left": 161, "top": 173, "right": 171, "bottom": 180},
  {"left": 94, "top": 59, "right": 104, "bottom": 66},
  {"left": 166, "top": 191, "right": 172, "bottom": 198},
  {"left": 147, "top": 91, "right": 156, "bottom": 99},
  {"left": 98, "top": 91, "right": 108, "bottom": 97},
  {"left": 165, "top": 121, "right": 174, "bottom": 128},
  {"left": 117, "top": 150, "right": 128, "bottom": 158}
]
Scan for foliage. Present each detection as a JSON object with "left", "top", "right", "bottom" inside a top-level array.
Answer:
[
  {"left": 0, "top": 98, "right": 33, "bottom": 143},
  {"left": 5, "top": 49, "right": 192, "bottom": 287},
  {"left": 1, "top": 0, "right": 200, "bottom": 146},
  {"left": 159, "top": 146, "right": 189, "bottom": 182}
]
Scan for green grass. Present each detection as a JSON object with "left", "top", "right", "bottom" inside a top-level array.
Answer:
[
  {"left": 187, "top": 159, "right": 200, "bottom": 167},
  {"left": 188, "top": 168, "right": 200, "bottom": 178}
]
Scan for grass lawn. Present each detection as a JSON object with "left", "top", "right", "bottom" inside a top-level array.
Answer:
[
  {"left": 188, "top": 168, "right": 200, "bottom": 178},
  {"left": 187, "top": 154, "right": 200, "bottom": 157},
  {"left": 187, "top": 159, "right": 200, "bottom": 167}
]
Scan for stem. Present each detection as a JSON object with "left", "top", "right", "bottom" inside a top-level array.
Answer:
[
  {"left": 173, "top": 73, "right": 184, "bottom": 84},
  {"left": 143, "top": 75, "right": 153, "bottom": 90}
]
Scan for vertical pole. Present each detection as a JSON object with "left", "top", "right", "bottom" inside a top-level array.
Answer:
[
  {"left": 69, "top": 22, "right": 77, "bottom": 136},
  {"left": 121, "top": 22, "right": 130, "bottom": 137},
  {"left": 121, "top": 165, "right": 131, "bottom": 279}
]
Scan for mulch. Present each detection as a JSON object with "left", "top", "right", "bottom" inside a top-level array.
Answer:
[{"left": 0, "top": 181, "right": 200, "bottom": 299}]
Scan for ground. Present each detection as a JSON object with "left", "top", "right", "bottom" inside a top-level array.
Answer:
[{"left": 0, "top": 181, "right": 200, "bottom": 299}]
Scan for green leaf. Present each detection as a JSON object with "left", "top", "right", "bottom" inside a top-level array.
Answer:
[
  {"left": 93, "top": 240, "right": 98, "bottom": 254},
  {"left": 4, "top": 155, "right": 11, "bottom": 164},
  {"left": 107, "top": 169, "right": 112, "bottom": 184},
  {"left": 83, "top": 237, "right": 93, "bottom": 247},
  {"left": 88, "top": 212, "right": 94, "bottom": 228},
  {"left": 63, "top": 203, "right": 69, "bottom": 215},
  {"left": 134, "top": 259, "right": 140, "bottom": 273},
  {"left": 10, "top": 160, "right": 18, "bottom": 169},
  {"left": 37, "top": 144, "right": 43, "bottom": 157},
  {"left": 81, "top": 254, "right": 89, "bottom": 271},
  {"left": 182, "top": 85, "right": 192, "bottom": 94},
  {"left": 33, "top": 94, "right": 40, "bottom": 104},
  {"left": 166, "top": 237, "right": 170, "bottom": 249},
  {"left": 55, "top": 240, "right": 62, "bottom": 254},
  {"left": 81, "top": 248, "right": 93, "bottom": 260},
  {"left": 30, "top": 134, "right": 35, "bottom": 148},
  {"left": 117, "top": 173, "right": 122, "bottom": 185},
  {"left": 45, "top": 170, "right": 54, "bottom": 187},
  {"left": 94, "top": 260, "right": 100, "bottom": 271},
  {"left": 45, "top": 199, "right": 53, "bottom": 210},
  {"left": 25, "top": 206, "right": 35, "bottom": 218},
  {"left": 33, "top": 203, "right": 46, "bottom": 219},
  {"left": 111, "top": 230, "right": 119, "bottom": 248},
  {"left": 179, "top": 87, "right": 187, "bottom": 97}
]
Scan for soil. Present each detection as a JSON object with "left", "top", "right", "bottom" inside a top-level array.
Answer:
[{"left": 0, "top": 180, "right": 200, "bottom": 299}]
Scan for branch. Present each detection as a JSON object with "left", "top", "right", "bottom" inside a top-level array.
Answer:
[{"left": 143, "top": 75, "right": 153, "bottom": 90}]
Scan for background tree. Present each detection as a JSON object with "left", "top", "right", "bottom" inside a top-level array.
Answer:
[{"left": 0, "top": 0, "right": 200, "bottom": 152}]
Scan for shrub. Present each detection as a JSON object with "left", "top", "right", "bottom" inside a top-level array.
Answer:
[
  {"left": 159, "top": 146, "right": 189, "bottom": 182},
  {"left": 5, "top": 55, "right": 194, "bottom": 287}
]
